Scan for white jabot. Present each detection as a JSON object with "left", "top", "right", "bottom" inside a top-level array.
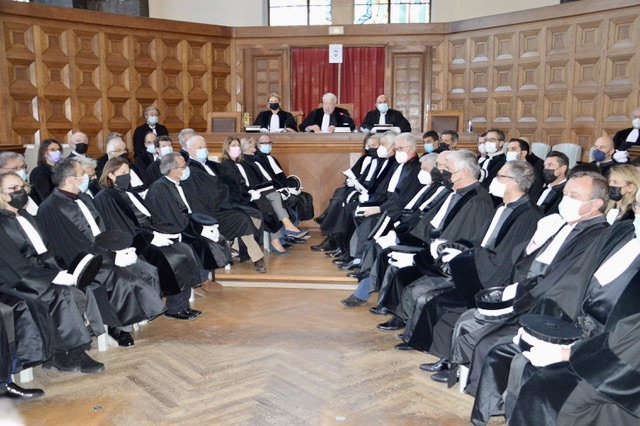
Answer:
[
  {"left": 85, "top": 189, "right": 94, "bottom": 199},
  {"left": 130, "top": 170, "right": 144, "bottom": 188},
  {"left": 405, "top": 185, "right": 429, "bottom": 209},
  {"left": 481, "top": 206, "right": 507, "bottom": 248},
  {"left": 430, "top": 192, "right": 456, "bottom": 229},
  {"left": 235, "top": 163, "right": 250, "bottom": 187},
  {"left": 535, "top": 223, "right": 574, "bottom": 265},
  {"left": 365, "top": 158, "right": 379, "bottom": 182},
  {"left": 626, "top": 128, "right": 639, "bottom": 142},
  {"left": 126, "top": 191, "right": 151, "bottom": 217},
  {"left": 75, "top": 199, "right": 102, "bottom": 236},
  {"left": 378, "top": 113, "right": 386, "bottom": 125},
  {"left": 254, "top": 162, "right": 273, "bottom": 181},
  {"left": 26, "top": 196, "right": 38, "bottom": 216},
  {"left": 387, "top": 164, "right": 404, "bottom": 193},
  {"left": 203, "top": 163, "right": 216, "bottom": 176},
  {"left": 321, "top": 114, "right": 331, "bottom": 131},
  {"left": 266, "top": 155, "right": 283, "bottom": 174},
  {"left": 360, "top": 157, "right": 372, "bottom": 175},
  {"left": 536, "top": 186, "right": 553, "bottom": 206},
  {"left": 16, "top": 216, "right": 47, "bottom": 255},
  {"left": 164, "top": 176, "right": 192, "bottom": 214},
  {"left": 149, "top": 126, "right": 157, "bottom": 135},
  {"left": 606, "top": 208, "right": 620, "bottom": 225},
  {"left": 594, "top": 238, "right": 640, "bottom": 285},
  {"left": 376, "top": 159, "right": 389, "bottom": 179},
  {"left": 269, "top": 114, "right": 280, "bottom": 131},
  {"left": 418, "top": 186, "right": 446, "bottom": 211}
]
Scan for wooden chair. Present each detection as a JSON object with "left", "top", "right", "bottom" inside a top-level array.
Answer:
[
  {"left": 289, "top": 110, "right": 304, "bottom": 128},
  {"left": 206, "top": 112, "right": 242, "bottom": 133},
  {"left": 427, "top": 110, "right": 464, "bottom": 134}
]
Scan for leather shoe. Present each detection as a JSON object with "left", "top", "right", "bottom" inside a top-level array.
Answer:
[
  {"left": 201, "top": 280, "right": 223, "bottom": 293},
  {"left": 254, "top": 258, "right": 267, "bottom": 273},
  {"left": 395, "top": 333, "right": 404, "bottom": 340},
  {"left": 0, "top": 382, "right": 44, "bottom": 401},
  {"left": 77, "top": 350, "right": 105, "bottom": 374},
  {"left": 394, "top": 342, "right": 414, "bottom": 351},
  {"left": 165, "top": 309, "right": 200, "bottom": 320},
  {"left": 338, "top": 261, "right": 360, "bottom": 271},
  {"left": 376, "top": 315, "right": 405, "bottom": 331},
  {"left": 346, "top": 270, "right": 365, "bottom": 279},
  {"left": 326, "top": 248, "right": 344, "bottom": 258},
  {"left": 430, "top": 370, "right": 449, "bottom": 383},
  {"left": 419, "top": 358, "right": 449, "bottom": 373},
  {"left": 369, "top": 306, "right": 390, "bottom": 315},
  {"left": 185, "top": 308, "right": 202, "bottom": 318},
  {"left": 311, "top": 237, "right": 336, "bottom": 252},
  {"left": 341, "top": 294, "right": 367, "bottom": 307},
  {"left": 108, "top": 327, "right": 134, "bottom": 347}
]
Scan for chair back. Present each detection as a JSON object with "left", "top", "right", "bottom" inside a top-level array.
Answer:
[
  {"left": 552, "top": 143, "right": 582, "bottom": 168},
  {"left": 427, "top": 110, "right": 464, "bottom": 134},
  {"left": 531, "top": 142, "right": 551, "bottom": 159},
  {"left": 206, "top": 112, "right": 242, "bottom": 133}
]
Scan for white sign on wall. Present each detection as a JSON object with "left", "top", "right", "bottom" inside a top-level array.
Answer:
[{"left": 329, "top": 44, "right": 343, "bottom": 63}]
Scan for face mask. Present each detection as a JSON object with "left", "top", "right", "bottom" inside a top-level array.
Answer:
[
  {"left": 147, "top": 116, "right": 158, "bottom": 125},
  {"left": 196, "top": 148, "right": 209, "bottom": 162},
  {"left": 228, "top": 146, "right": 242, "bottom": 160},
  {"left": 632, "top": 118, "right": 640, "bottom": 129},
  {"left": 395, "top": 151, "right": 409, "bottom": 164},
  {"left": 160, "top": 146, "right": 173, "bottom": 157},
  {"left": 146, "top": 145, "right": 156, "bottom": 154},
  {"left": 485, "top": 142, "right": 498, "bottom": 154},
  {"left": 439, "top": 143, "right": 450, "bottom": 151},
  {"left": 17, "top": 170, "right": 27, "bottom": 181},
  {"left": 558, "top": 196, "right": 590, "bottom": 223},
  {"left": 114, "top": 173, "right": 131, "bottom": 189},
  {"left": 418, "top": 169, "right": 432, "bottom": 185},
  {"left": 542, "top": 169, "right": 557, "bottom": 184},
  {"left": 505, "top": 152, "right": 519, "bottom": 162},
  {"left": 78, "top": 174, "right": 90, "bottom": 193},
  {"left": 367, "top": 147, "right": 378, "bottom": 158},
  {"left": 269, "top": 103, "right": 280, "bottom": 111},
  {"left": 376, "top": 146, "right": 388, "bottom": 159},
  {"left": 376, "top": 103, "right": 389, "bottom": 114},
  {"left": 592, "top": 149, "right": 606, "bottom": 162},
  {"left": 634, "top": 216, "right": 640, "bottom": 238},
  {"left": 180, "top": 166, "right": 190, "bottom": 181},
  {"left": 430, "top": 168, "right": 443, "bottom": 183},
  {"left": 118, "top": 152, "right": 129, "bottom": 161},
  {"left": 441, "top": 170, "right": 454, "bottom": 189},
  {"left": 608, "top": 186, "right": 623, "bottom": 202},
  {"left": 49, "top": 151, "right": 62, "bottom": 163},
  {"left": 478, "top": 143, "right": 486, "bottom": 155},
  {"left": 259, "top": 144, "right": 273, "bottom": 155},
  {"left": 489, "top": 178, "right": 507, "bottom": 198},
  {"left": 75, "top": 143, "right": 88, "bottom": 154},
  {"left": 7, "top": 189, "right": 28, "bottom": 210},
  {"left": 424, "top": 143, "right": 435, "bottom": 153}
]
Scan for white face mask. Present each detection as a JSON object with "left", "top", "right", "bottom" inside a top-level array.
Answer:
[
  {"left": 478, "top": 143, "right": 486, "bottom": 155},
  {"left": 160, "top": 146, "right": 173, "bottom": 157},
  {"left": 558, "top": 196, "right": 591, "bottom": 223},
  {"left": 633, "top": 118, "right": 640, "bottom": 129},
  {"left": 506, "top": 151, "right": 519, "bottom": 162},
  {"left": 395, "top": 151, "right": 409, "bottom": 164},
  {"left": 489, "top": 177, "right": 507, "bottom": 198},
  {"left": 418, "top": 169, "right": 432, "bottom": 185},
  {"left": 146, "top": 145, "right": 156, "bottom": 155},
  {"left": 485, "top": 142, "right": 498, "bottom": 154},
  {"left": 376, "top": 146, "right": 388, "bottom": 159}
]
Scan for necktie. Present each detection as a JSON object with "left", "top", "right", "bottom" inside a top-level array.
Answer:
[
  {"left": 267, "top": 156, "right": 283, "bottom": 174},
  {"left": 537, "top": 185, "right": 553, "bottom": 206},
  {"left": 269, "top": 114, "right": 280, "bottom": 131},
  {"left": 626, "top": 128, "right": 639, "bottom": 142}
]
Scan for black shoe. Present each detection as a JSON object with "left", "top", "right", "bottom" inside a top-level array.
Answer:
[
  {"left": 185, "top": 308, "right": 202, "bottom": 318},
  {"left": 395, "top": 333, "right": 404, "bottom": 340},
  {"left": 326, "top": 248, "right": 345, "bottom": 258},
  {"left": 369, "top": 306, "right": 390, "bottom": 315},
  {"left": 310, "top": 236, "right": 336, "bottom": 251},
  {"left": 0, "top": 382, "right": 44, "bottom": 401},
  {"left": 332, "top": 258, "right": 350, "bottom": 266},
  {"left": 419, "top": 358, "right": 449, "bottom": 373},
  {"left": 346, "top": 270, "right": 364, "bottom": 279},
  {"left": 282, "top": 243, "right": 293, "bottom": 249},
  {"left": 341, "top": 294, "right": 367, "bottom": 307},
  {"left": 44, "top": 351, "right": 81, "bottom": 373},
  {"left": 76, "top": 350, "right": 105, "bottom": 374},
  {"left": 394, "top": 342, "right": 415, "bottom": 351},
  {"left": 108, "top": 327, "right": 134, "bottom": 347},
  {"left": 377, "top": 315, "right": 405, "bottom": 331},
  {"left": 165, "top": 309, "right": 199, "bottom": 321},
  {"left": 338, "top": 261, "right": 361, "bottom": 271},
  {"left": 431, "top": 370, "right": 449, "bottom": 383}
]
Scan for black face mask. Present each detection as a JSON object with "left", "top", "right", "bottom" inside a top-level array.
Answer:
[
  {"left": 8, "top": 189, "right": 28, "bottom": 210},
  {"left": 114, "top": 173, "right": 131, "bottom": 189},
  {"left": 609, "top": 186, "right": 623, "bottom": 202},
  {"left": 74, "top": 143, "right": 88, "bottom": 154},
  {"left": 542, "top": 169, "right": 557, "bottom": 184},
  {"left": 269, "top": 102, "right": 280, "bottom": 111},
  {"left": 430, "top": 167, "right": 443, "bottom": 183},
  {"left": 118, "top": 152, "right": 129, "bottom": 161},
  {"left": 440, "top": 170, "right": 454, "bottom": 189},
  {"left": 367, "top": 148, "right": 378, "bottom": 158},
  {"left": 439, "top": 143, "right": 450, "bottom": 151}
]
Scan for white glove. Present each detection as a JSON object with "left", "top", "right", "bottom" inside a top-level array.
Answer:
[
  {"left": 527, "top": 213, "right": 566, "bottom": 253},
  {"left": 151, "top": 231, "right": 173, "bottom": 247},
  {"left": 355, "top": 206, "right": 368, "bottom": 217},
  {"left": 52, "top": 270, "right": 76, "bottom": 286},
  {"left": 358, "top": 192, "right": 370, "bottom": 203},
  {"left": 512, "top": 327, "right": 524, "bottom": 345},
  {"left": 613, "top": 150, "right": 629, "bottom": 163},
  {"left": 288, "top": 187, "right": 301, "bottom": 196},
  {"left": 346, "top": 178, "right": 356, "bottom": 188},
  {"left": 523, "top": 343, "right": 570, "bottom": 367},
  {"left": 115, "top": 247, "right": 138, "bottom": 267},
  {"left": 502, "top": 282, "right": 518, "bottom": 301},
  {"left": 441, "top": 248, "right": 462, "bottom": 263},
  {"left": 388, "top": 251, "right": 415, "bottom": 268},
  {"left": 376, "top": 230, "right": 398, "bottom": 249},
  {"left": 430, "top": 238, "right": 447, "bottom": 259},
  {"left": 200, "top": 224, "right": 220, "bottom": 242},
  {"left": 249, "top": 189, "right": 261, "bottom": 201}
]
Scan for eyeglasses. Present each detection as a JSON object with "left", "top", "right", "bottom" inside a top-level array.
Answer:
[
  {"left": 1, "top": 165, "right": 27, "bottom": 172},
  {"left": 174, "top": 165, "right": 187, "bottom": 170},
  {"left": 395, "top": 145, "right": 409, "bottom": 152},
  {"left": 485, "top": 138, "right": 500, "bottom": 142},
  {"left": 47, "top": 148, "right": 62, "bottom": 152},
  {"left": 259, "top": 142, "right": 273, "bottom": 145},
  {"left": 3, "top": 184, "right": 28, "bottom": 193},
  {"left": 110, "top": 148, "right": 128, "bottom": 154}
]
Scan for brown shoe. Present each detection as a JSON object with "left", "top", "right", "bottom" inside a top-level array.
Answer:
[
  {"left": 254, "top": 258, "right": 267, "bottom": 273},
  {"left": 201, "top": 280, "right": 223, "bottom": 293}
]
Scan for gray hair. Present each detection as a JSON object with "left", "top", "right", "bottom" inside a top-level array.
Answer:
[
  {"left": 322, "top": 93, "right": 337, "bottom": 103},
  {"left": 447, "top": 149, "right": 480, "bottom": 179},
  {"left": 0, "top": 152, "right": 25, "bottom": 169},
  {"left": 570, "top": 171, "right": 609, "bottom": 213},
  {"left": 77, "top": 156, "right": 98, "bottom": 171},
  {"left": 105, "top": 132, "right": 125, "bottom": 153},
  {"left": 178, "top": 128, "right": 196, "bottom": 147},
  {"left": 380, "top": 130, "right": 398, "bottom": 146},
  {"left": 144, "top": 106, "right": 160, "bottom": 116},
  {"left": 160, "top": 152, "right": 182, "bottom": 176},
  {"left": 240, "top": 137, "right": 255, "bottom": 153},
  {"left": 420, "top": 152, "right": 438, "bottom": 168},
  {"left": 394, "top": 133, "right": 417, "bottom": 150},
  {"left": 506, "top": 160, "right": 535, "bottom": 193}
]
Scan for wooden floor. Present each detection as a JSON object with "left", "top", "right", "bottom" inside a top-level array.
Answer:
[{"left": 14, "top": 232, "right": 481, "bottom": 425}]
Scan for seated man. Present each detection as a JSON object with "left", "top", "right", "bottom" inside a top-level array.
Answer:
[
  {"left": 300, "top": 92, "right": 355, "bottom": 132},
  {"left": 505, "top": 139, "right": 544, "bottom": 200},
  {"left": 591, "top": 136, "right": 627, "bottom": 176},
  {"left": 134, "top": 131, "right": 159, "bottom": 185},
  {"left": 360, "top": 94, "right": 411, "bottom": 133},
  {"left": 422, "top": 131, "right": 439, "bottom": 155},
  {"left": 96, "top": 132, "right": 147, "bottom": 195},
  {"left": 434, "top": 130, "right": 459, "bottom": 153},
  {"left": 478, "top": 129, "right": 507, "bottom": 192},
  {"left": 613, "top": 106, "right": 640, "bottom": 152},
  {"left": 536, "top": 151, "right": 569, "bottom": 215},
  {"left": 67, "top": 131, "right": 91, "bottom": 159},
  {"left": 146, "top": 135, "right": 175, "bottom": 184}
]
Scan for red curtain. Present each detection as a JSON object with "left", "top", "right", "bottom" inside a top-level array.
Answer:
[{"left": 291, "top": 47, "right": 385, "bottom": 127}]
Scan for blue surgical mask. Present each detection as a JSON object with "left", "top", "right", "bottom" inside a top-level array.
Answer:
[
  {"left": 146, "top": 145, "right": 156, "bottom": 154},
  {"left": 424, "top": 143, "right": 435, "bottom": 153},
  {"left": 147, "top": 116, "right": 158, "bottom": 125},
  {"left": 259, "top": 144, "right": 272, "bottom": 155},
  {"left": 160, "top": 146, "right": 173, "bottom": 157},
  {"left": 196, "top": 148, "right": 209, "bottom": 162},
  {"left": 376, "top": 103, "right": 389, "bottom": 114},
  {"left": 180, "top": 166, "right": 190, "bottom": 181},
  {"left": 17, "top": 170, "right": 27, "bottom": 181},
  {"left": 78, "top": 174, "right": 90, "bottom": 193}
]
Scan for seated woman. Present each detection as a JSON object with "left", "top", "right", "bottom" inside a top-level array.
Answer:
[
  {"left": 605, "top": 164, "right": 639, "bottom": 224},
  {"left": 218, "top": 136, "right": 307, "bottom": 254},
  {"left": 252, "top": 93, "right": 298, "bottom": 132},
  {"left": 29, "top": 138, "right": 63, "bottom": 204},
  {"left": 93, "top": 157, "right": 202, "bottom": 321}
]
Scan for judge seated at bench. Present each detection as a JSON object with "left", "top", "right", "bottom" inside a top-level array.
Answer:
[
  {"left": 361, "top": 94, "right": 411, "bottom": 133},
  {"left": 252, "top": 93, "right": 298, "bottom": 132},
  {"left": 300, "top": 92, "right": 355, "bottom": 133}
]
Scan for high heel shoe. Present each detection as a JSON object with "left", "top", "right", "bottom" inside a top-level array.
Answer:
[
  {"left": 284, "top": 229, "right": 309, "bottom": 239},
  {"left": 269, "top": 244, "right": 291, "bottom": 255}
]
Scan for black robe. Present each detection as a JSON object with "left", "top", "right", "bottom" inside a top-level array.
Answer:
[
  {"left": 253, "top": 110, "right": 298, "bottom": 132},
  {"left": 28, "top": 164, "right": 54, "bottom": 205},
  {"left": 360, "top": 108, "right": 411, "bottom": 133},
  {"left": 133, "top": 122, "right": 169, "bottom": 157},
  {"left": 300, "top": 107, "right": 356, "bottom": 131},
  {"left": 537, "top": 180, "right": 566, "bottom": 216},
  {"left": 613, "top": 126, "right": 640, "bottom": 151},
  {"left": 134, "top": 152, "right": 156, "bottom": 185}
]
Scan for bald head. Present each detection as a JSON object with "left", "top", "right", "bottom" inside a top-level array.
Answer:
[{"left": 594, "top": 136, "right": 615, "bottom": 162}]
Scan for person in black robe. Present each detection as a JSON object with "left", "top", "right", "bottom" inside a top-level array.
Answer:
[
  {"left": 37, "top": 158, "right": 166, "bottom": 346},
  {"left": 133, "top": 131, "right": 159, "bottom": 185},
  {"left": 96, "top": 133, "right": 147, "bottom": 195},
  {"left": 29, "top": 138, "right": 63, "bottom": 205},
  {"left": 93, "top": 157, "right": 203, "bottom": 321},
  {"left": 505, "top": 139, "right": 544, "bottom": 201},
  {"left": 591, "top": 136, "right": 625, "bottom": 177},
  {"left": 612, "top": 106, "right": 640, "bottom": 151},
  {"left": 478, "top": 130, "right": 507, "bottom": 195},
  {"left": 300, "top": 92, "right": 356, "bottom": 132},
  {"left": 360, "top": 94, "right": 411, "bottom": 133},
  {"left": 604, "top": 164, "right": 638, "bottom": 224},
  {"left": 146, "top": 135, "right": 175, "bottom": 185},
  {"left": 66, "top": 131, "right": 92, "bottom": 160},
  {"left": 535, "top": 151, "right": 569, "bottom": 216},
  {"left": 252, "top": 93, "right": 298, "bottom": 132},
  {"left": 132, "top": 106, "right": 169, "bottom": 158}
]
